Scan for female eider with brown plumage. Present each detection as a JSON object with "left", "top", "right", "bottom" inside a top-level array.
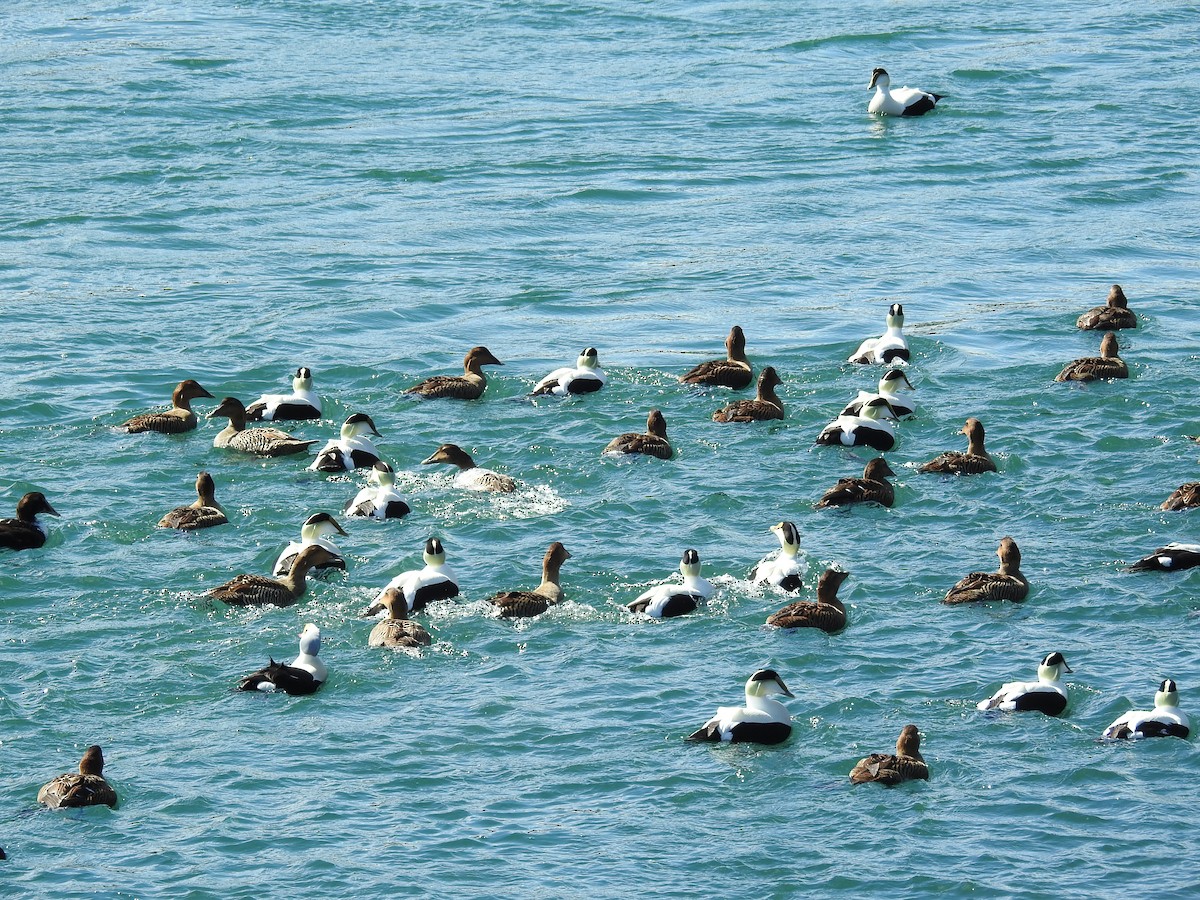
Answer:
[
  {"left": 816, "top": 457, "right": 896, "bottom": 508},
  {"left": 531, "top": 348, "right": 606, "bottom": 396},
  {"left": 207, "top": 397, "right": 319, "bottom": 457},
  {"left": 158, "top": 472, "right": 227, "bottom": 530},
  {"left": 245, "top": 366, "right": 322, "bottom": 421},
  {"left": 405, "top": 346, "right": 503, "bottom": 400},
  {"left": 680, "top": 325, "right": 753, "bottom": 389},
  {"left": 1161, "top": 482, "right": 1200, "bottom": 512},
  {"left": 239, "top": 623, "right": 326, "bottom": 695},
  {"left": 309, "top": 413, "right": 383, "bottom": 472},
  {"left": 977, "top": 652, "right": 1072, "bottom": 716},
  {"left": 712, "top": 366, "right": 784, "bottom": 423},
  {"left": 917, "top": 418, "right": 997, "bottom": 475},
  {"left": 1055, "top": 332, "right": 1128, "bottom": 382},
  {"left": 364, "top": 538, "right": 460, "bottom": 615},
  {"left": 849, "top": 725, "right": 929, "bottom": 785},
  {"left": 687, "top": 669, "right": 795, "bottom": 745},
  {"left": 487, "top": 541, "right": 570, "bottom": 618},
  {"left": 766, "top": 568, "right": 849, "bottom": 633},
  {"left": 1077, "top": 284, "right": 1136, "bottom": 331},
  {"left": 211, "top": 544, "right": 342, "bottom": 607},
  {"left": 421, "top": 443, "right": 517, "bottom": 493},
  {"left": 627, "top": 549, "right": 713, "bottom": 619},
  {"left": 273, "top": 512, "right": 347, "bottom": 576},
  {"left": 0, "top": 492, "right": 60, "bottom": 551},
  {"left": 119, "top": 379, "right": 213, "bottom": 434},
  {"left": 943, "top": 537, "right": 1028, "bottom": 604},
  {"left": 368, "top": 590, "right": 433, "bottom": 650},
  {"left": 1103, "top": 679, "right": 1190, "bottom": 740},
  {"left": 38, "top": 745, "right": 118, "bottom": 809},
  {"left": 752, "top": 521, "right": 805, "bottom": 592},
  {"left": 603, "top": 409, "right": 672, "bottom": 459}
]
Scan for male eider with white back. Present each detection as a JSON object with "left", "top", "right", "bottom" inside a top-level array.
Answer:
[
  {"left": 239, "top": 623, "right": 327, "bottom": 695},
  {"left": 752, "top": 521, "right": 806, "bottom": 592},
  {"left": 1126, "top": 542, "right": 1200, "bottom": 572},
  {"left": 364, "top": 537, "right": 460, "bottom": 616},
  {"left": 867, "top": 68, "right": 942, "bottom": 117},
  {"left": 977, "top": 652, "right": 1072, "bottom": 716},
  {"left": 627, "top": 549, "right": 713, "bottom": 619},
  {"left": 687, "top": 669, "right": 795, "bottom": 745},
  {"left": 309, "top": 413, "right": 383, "bottom": 472},
  {"left": 531, "top": 348, "right": 606, "bottom": 396},
  {"left": 848, "top": 304, "right": 910, "bottom": 364},
  {"left": 1102, "top": 680, "right": 1190, "bottom": 740},
  {"left": 273, "top": 512, "right": 347, "bottom": 576},
  {"left": 841, "top": 368, "right": 915, "bottom": 418},
  {"left": 815, "top": 397, "right": 898, "bottom": 452},
  {"left": 345, "top": 462, "right": 411, "bottom": 519},
  {"left": 245, "top": 367, "right": 322, "bottom": 421}
]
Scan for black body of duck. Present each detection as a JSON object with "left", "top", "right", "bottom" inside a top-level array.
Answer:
[
  {"left": 849, "top": 724, "right": 929, "bottom": 785},
  {"left": 487, "top": 541, "right": 570, "bottom": 618},
  {"left": 0, "top": 492, "right": 60, "bottom": 550},
  {"left": 603, "top": 409, "right": 673, "bottom": 459},
  {"left": 38, "top": 745, "right": 117, "bottom": 809},
  {"left": 405, "top": 346, "right": 503, "bottom": 400},
  {"left": 1103, "top": 680, "right": 1190, "bottom": 740},
  {"left": 977, "top": 652, "right": 1071, "bottom": 716},
  {"left": 531, "top": 347, "right": 606, "bottom": 396},
  {"left": 687, "top": 669, "right": 795, "bottom": 745},
  {"left": 158, "top": 472, "right": 227, "bottom": 530},
  {"left": 766, "top": 569, "right": 849, "bottom": 633},
  {"left": 344, "top": 462, "right": 411, "bottom": 519},
  {"left": 309, "top": 413, "right": 383, "bottom": 472},
  {"left": 817, "top": 458, "right": 895, "bottom": 508},
  {"left": 680, "top": 326, "right": 753, "bottom": 389},
  {"left": 867, "top": 69, "right": 942, "bottom": 117},
  {"left": 120, "top": 379, "right": 213, "bottom": 434},
  {"left": 365, "top": 537, "right": 460, "bottom": 615},
  {"left": 239, "top": 623, "right": 326, "bottom": 695},
  {"left": 1126, "top": 542, "right": 1200, "bottom": 572},
  {"left": 712, "top": 366, "right": 784, "bottom": 423},
  {"left": 1077, "top": 284, "right": 1136, "bottom": 331}
]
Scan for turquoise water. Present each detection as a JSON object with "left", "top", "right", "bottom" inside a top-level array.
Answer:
[{"left": 2, "top": 1, "right": 1199, "bottom": 896}]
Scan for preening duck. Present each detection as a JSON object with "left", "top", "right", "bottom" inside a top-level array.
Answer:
[
  {"left": 245, "top": 367, "right": 322, "bottom": 421},
  {"left": 487, "top": 541, "right": 570, "bottom": 618},
  {"left": 207, "top": 397, "right": 319, "bottom": 457},
  {"left": 345, "top": 462, "right": 410, "bottom": 519},
  {"left": 309, "top": 413, "right": 382, "bottom": 472},
  {"left": 239, "top": 623, "right": 327, "bottom": 695},
  {"left": 712, "top": 366, "right": 784, "bottom": 423},
  {"left": 766, "top": 568, "right": 849, "bottom": 633},
  {"left": 918, "top": 418, "right": 997, "bottom": 475},
  {"left": 841, "top": 369, "right": 915, "bottom": 418},
  {"left": 405, "top": 346, "right": 503, "bottom": 400},
  {"left": 752, "top": 521, "right": 806, "bottom": 592},
  {"left": 627, "top": 549, "right": 713, "bottom": 618},
  {"left": 816, "top": 457, "right": 896, "bottom": 509},
  {"left": 687, "top": 669, "right": 795, "bottom": 745},
  {"left": 531, "top": 347, "right": 606, "bottom": 396},
  {"left": 815, "top": 397, "right": 898, "bottom": 451},
  {"left": 37, "top": 745, "right": 117, "bottom": 809},
  {"left": 867, "top": 68, "right": 943, "bottom": 117},
  {"left": 421, "top": 443, "right": 517, "bottom": 493},
  {"left": 849, "top": 724, "right": 929, "bottom": 785},
  {"left": 1055, "top": 332, "right": 1128, "bottom": 382},
  {"left": 364, "top": 537, "right": 460, "bottom": 615},
  {"left": 211, "top": 544, "right": 342, "bottom": 608},
  {"left": 272, "top": 512, "right": 347, "bottom": 576},
  {"left": 1126, "top": 542, "right": 1200, "bottom": 573},
  {"left": 1103, "top": 680, "right": 1190, "bottom": 740},
  {"left": 680, "top": 325, "right": 753, "bottom": 390},
  {"left": 848, "top": 304, "right": 910, "bottom": 364},
  {"left": 119, "top": 379, "right": 213, "bottom": 434},
  {"left": 368, "top": 590, "right": 432, "bottom": 650},
  {"left": 943, "top": 536, "right": 1028, "bottom": 604},
  {"left": 0, "top": 492, "right": 59, "bottom": 551},
  {"left": 602, "top": 409, "right": 673, "bottom": 459},
  {"left": 976, "top": 652, "right": 1072, "bottom": 716},
  {"left": 157, "top": 472, "right": 227, "bottom": 531},
  {"left": 1161, "top": 482, "right": 1200, "bottom": 512},
  {"left": 1077, "top": 284, "right": 1137, "bottom": 331}
]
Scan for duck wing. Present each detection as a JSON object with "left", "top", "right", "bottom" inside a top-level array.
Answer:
[
  {"left": 942, "top": 572, "right": 1027, "bottom": 604},
  {"left": 369, "top": 619, "right": 432, "bottom": 649},
  {"left": 681, "top": 359, "right": 753, "bottom": 389},
  {"left": 0, "top": 519, "right": 46, "bottom": 550},
  {"left": 766, "top": 601, "right": 845, "bottom": 633},
  {"left": 120, "top": 409, "right": 196, "bottom": 434},
  {"left": 210, "top": 574, "right": 295, "bottom": 607},
  {"left": 816, "top": 476, "right": 893, "bottom": 508},
  {"left": 1055, "top": 357, "right": 1129, "bottom": 382},
  {"left": 712, "top": 400, "right": 783, "bottom": 423},
  {"left": 158, "top": 505, "right": 227, "bottom": 530},
  {"left": 489, "top": 590, "right": 551, "bottom": 618},
  {"left": 406, "top": 375, "right": 483, "bottom": 400},
  {"left": 1161, "top": 483, "right": 1200, "bottom": 512},
  {"left": 918, "top": 451, "right": 996, "bottom": 475},
  {"left": 603, "top": 434, "right": 672, "bottom": 459}
]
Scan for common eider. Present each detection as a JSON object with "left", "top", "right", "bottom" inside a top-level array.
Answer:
[
  {"left": 686, "top": 669, "right": 795, "bottom": 745},
  {"left": 867, "top": 68, "right": 942, "bottom": 117},
  {"left": 712, "top": 366, "right": 784, "bottom": 423},
  {"left": 368, "top": 590, "right": 433, "bottom": 650},
  {"left": 531, "top": 348, "right": 606, "bottom": 396},
  {"left": 405, "top": 346, "right": 503, "bottom": 400},
  {"left": 1055, "top": 332, "right": 1128, "bottom": 382},
  {"left": 602, "top": 409, "right": 673, "bottom": 459},
  {"left": 1102, "top": 680, "right": 1190, "bottom": 740},
  {"left": 627, "top": 549, "right": 713, "bottom": 619},
  {"left": 238, "top": 623, "right": 326, "bottom": 695},
  {"left": 272, "top": 512, "right": 348, "bottom": 576},
  {"left": 157, "top": 472, "right": 227, "bottom": 531},
  {"left": 816, "top": 457, "right": 896, "bottom": 509},
  {"left": 1077, "top": 284, "right": 1137, "bottom": 331},
  {"left": 0, "top": 492, "right": 60, "bottom": 551},
  {"left": 364, "top": 537, "right": 460, "bottom": 616},
  {"left": 976, "top": 652, "right": 1072, "bottom": 716},
  {"left": 421, "top": 443, "right": 517, "bottom": 493},
  {"left": 917, "top": 418, "right": 997, "bottom": 475},
  {"left": 344, "top": 462, "right": 410, "bottom": 519},
  {"left": 752, "top": 521, "right": 806, "bottom": 592},
  {"left": 943, "top": 537, "right": 1028, "bottom": 604},
  {"left": 680, "top": 325, "right": 753, "bottom": 390},
  {"left": 309, "top": 413, "right": 382, "bottom": 472},
  {"left": 815, "top": 397, "right": 898, "bottom": 451},
  {"left": 487, "top": 541, "right": 570, "bottom": 618},
  {"left": 119, "top": 379, "right": 213, "bottom": 434},
  {"left": 207, "top": 397, "right": 319, "bottom": 457},
  {"left": 841, "top": 369, "right": 915, "bottom": 418},
  {"left": 210, "top": 544, "right": 342, "bottom": 608},
  {"left": 848, "top": 304, "right": 910, "bottom": 364},
  {"left": 849, "top": 724, "right": 929, "bottom": 785},
  {"left": 766, "top": 568, "right": 849, "bottom": 633},
  {"left": 1161, "top": 482, "right": 1200, "bottom": 512},
  {"left": 245, "top": 367, "right": 322, "bottom": 421},
  {"left": 37, "top": 745, "right": 117, "bottom": 809},
  {"left": 1126, "top": 542, "right": 1200, "bottom": 573}
]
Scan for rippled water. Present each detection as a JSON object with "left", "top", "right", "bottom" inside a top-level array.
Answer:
[{"left": 2, "top": 1, "right": 1198, "bottom": 897}]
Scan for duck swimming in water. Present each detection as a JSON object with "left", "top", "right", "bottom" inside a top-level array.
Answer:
[
  {"left": 211, "top": 544, "right": 342, "bottom": 608},
  {"left": 687, "top": 669, "right": 795, "bottom": 745},
  {"left": 680, "top": 325, "right": 753, "bottom": 390},
  {"left": 766, "top": 568, "right": 849, "bottom": 633},
  {"left": 1160, "top": 482, "right": 1200, "bottom": 512},
  {"left": 918, "top": 418, "right": 997, "bottom": 476},
  {"left": 752, "top": 521, "right": 805, "bottom": 592},
  {"left": 364, "top": 537, "right": 460, "bottom": 615},
  {"left": 487, "top": 542, "right": 570, "bottom": 618},
  {"left": 943, "top": 537, "right": 1028, "bottom": 604},
  {"left": 368, "top": 590, "right": 433, "bottom": 650},
  {"left": 239, "top": 623, "right": 327, "bottom": 695},
  {"left": 207, "top": 397, "right": 319, "bottom": 457},
  {"left": 309, "top": 414, "right": 383, "bottom": 472},
  {"left": 245, "top": 367, "right": 322, "bottom": 421},
  {"left": 531, "top": 347, "right": 606, "bottom": 396},
  {"left": 421, "top": 443, "right": 517, "bottom": 493},
  {"left": 37, "top": 745, "right": 117, "bottom": 809},
  {"left": 841, "top": 369, "right": 915, "bottom": 418},
  {"left": 405, "top": 346, "right": 503, "bottom": 400},
  {"left": 345, "top": 462, "right": 411, "bottom": 519},
  {"left": 848, "top": 304, "right": 910, "bottom": 364},
  {"left": 849, "top": 725, "right": 929, "bottom": 785},
  {"left": 816, "top": 457, "right": 896, "bottom": 509},
  {"left": 272, "top": 512, "right": 347, "bottom": 576},
  {"left": 976, "top": 652, "right": 1072, "bottom": 716},
  {"left": 1055, "top": 332, "right": 1128, "bottom": 382},
  {"left": 627, "top": 549, "right": 713, "bottom": 619},
  {"left": 0, "top": 492, "right": 60, "bottom": 551},
  {"left": 1077, "top": 284, "right": 1137, "bottom": 331},
  {"left": 1126, "top": 542, "right": 1200, "bottom": 573},
  {"left": 867, "top": 68, "right": 942, "bottom": 117},
  {"left": 712, "top": 366, "right": 784, "bottom": 423},
  {"left": 158, "top": 472, "right": 227, "bottom": 531},
  {"left": 119, "top": 379, "right": 213, "bottom": 434},
  {"left": 815, "top": 397, "right": 898, "bottom": 452},
  {"left": 1102, "top": 680, "right": 1190, "bottom": 740},
  {"left": 602, "top": 409, "right": 673, "bottom": 460}
]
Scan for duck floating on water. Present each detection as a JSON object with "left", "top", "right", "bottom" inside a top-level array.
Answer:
[
  {"left": 816, "top": 457, "right": 896, "bottom": 509},
  {"left": 422, "top": 443, "right": 517, "bottom": 493},
  {"left": 1160, "top": 482, "right": 1200, "bottom": 512},
  {"left": 815, "top": 397, "right": 898, "bottom": 452},
  {"left": 712, "top": 366, "right": 784, "bottom": 423},
  {"left": 1126, "top": 542, "right": 1200, "bottom": 573},
  {"left": 867, "top": 68, "right": 942, "bottom": 117},
  {"left": 239, "top": 623, "right": 327, "bottom": 695},
  {"left": 157, "top": 472, "right": 227, "bottom": 531},
  {"left": 1055, "top": 332, "right": 1128, "bottom": 382},
  {"left": 245, "top": 367, "right": 322, "bottom": 421},
  {"left": 273, "top": 513, "right": 347, "bottom": 576},
  {"left": 119, "top": 379, "right": 213, "bottom": 434},
  {"left": 943, "top": 537, "right": 1028, "bottom": 604},
  {"left": 211, "top": 544, "right": 342, "bottom": 608},
  {"left": 405, "top": 346, "right": 503, "bottom": 400},
  {"left": 368, "top": 590, "right": 432, "bottom": 650},
  {"left": 0, "top": 492, "right": 59, "bottom": 551},
  {"left": 849, "top": 724, "right": 929, "bottom": 785},
  {"left": 848, "top": 304, "right": 910, "bottom": 364},
  {"left": 487, "top": 541, "right": 570, "bottom": 618},
  {"left": 603, "top": 409, "right": 673, "bottom": 459},
  {"left": 37, "top": 745, "right": 117, "bottom": 809},
  {"left": 531, "top": 347, "right": 606, "bottom": 396},
  {"left": 1077, "top": 284, "right": 1136, "bottom": 331},
  {"left": 752, "top": 521, "right": 806, "bottom": 592},
  {"left": 687, "top": 669, "right": 795, "bottom": 745},
  {"left": 345, "top": 462, "right": 410, "bottom": 519},
  {"left": 680, "top": 325, "right": 753, "bottom": 390},
  {"left": 766, "top": 568, "right": 849, "bottom": 633},
  {"left": 1102, "top": 680, "right": 1190, "bottom": 740},
  {"left": 918, "top": 418, "right": 997, "bottom": 475},
  {"left": 977, "top": 652, "right": 1072, "bottom": 716},
  {"left": 841, "top": 368, "right": 915, "bottom": 418},
  {"left": 364, "top": 537, "right": 460, "bottom": 616},
  {"left": 207, "top": 397, "right": 319, "bottom": 457},
  {"left": 627, "top": 549, "right": 713, "bottom": 619},
  {"left": 309, "top": 413, "right": 382, "bottom": 472}
]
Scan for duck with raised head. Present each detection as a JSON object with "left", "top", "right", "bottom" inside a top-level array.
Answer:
[
  {"left": 943, "top": 537, "right": 1028, "bottom": 604},
  {"left": 531, "top": 347, "right": 606, "bottom": 396},
  {"left": 766, "top": 568, "right": 849, "bottom": 633},
  {"left": 841, "top": 369, "right": 915, "bottom": 418},
  {"left": 687, "top": 669, "right": 795, "bottom": 745},
  {"left": 487, "top": 542, "right": 570, "bottom": 618},
  {"left": 344, "top": 462, "right": 410, "bottom": 519},
  {"left": 1161, "top": 482, "right": 1200, "bottom": 512},
  {"left": 849, "top": 725, "right": 929, "bottom": 785},
  {"left": 364, "top": 537, "right": 460, "bottom": 615},
  {"left": 815, "top": 397, "right": 898, "bottom": 452},
  {"left": 1077, "top": 284, "right": 1137, "bottom": 331},
  {"left": 977, "top": 652, "right": 1072, "bottom": 716},
  {"left": 1103, "top": 680, "right": 1190, "bottom": 740},
  {"left": 816, "top": 457, "right": 896, "bottom": 509},
  {"left": 119, "top": 379, "right": 213, "bottom": 434},
  {"left": 421, "top": 443, "right": 517, "bottom": 493},
  {"left": 245, "top": 366, "right": 322, "bottom": 421},
  {"left": 867, "top": 68, "right": 942, "bottom": 117},
  {"left": 680, "top": 325, "right": 753, "bottom": 390},
  {"left": 602, "top": 409, "right": 673, "bottom": 459},
  {"left": 272, "top": 513, "right": 347, "bottom": 576},
  {"left": 1055, "top": 332, "right": 1128, "bottom": 382},
  {"left": 211, "top": 544, "right": 342, "bottom": 608},
  {"left": 0, "top": 492, "right": 60, "bottom": 551},
  {"left": 37, "top": 745, "right": 117, "bottom": 809},
  {"left": 368, "top": 590, "right": 433, "bottom": 650},
  {"left": 405, "top": 346, "right": 503, "bottom": 400},
  {"left": 1126, "top": 542, "right": 1200, "bottom": 573},
  {"left": 752, "top": 521, "right": 805, "bottom": 592},
  {"left": 918, "top": 418, "right": 997, "bottom": 475},
  {"left": 848, "top": 303, "right": 910, "bottom": 364},
  {"left": 239, "top": 623, "right": 327, "bottom": 695},
  {"left": 627, "top": 549, "right": 713, "bottom": 619},
  {"left": 158, "top": 472, "right": 227, "bottom": 531},
  {"left": 309, "top": 413, "right": 383, "bottom": 472},
  {"left": 712, "top": 366, "right": 784, "bottom": 423},
  {"left": 207, "top": 397, "right": 319, "bottom": 457}
]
